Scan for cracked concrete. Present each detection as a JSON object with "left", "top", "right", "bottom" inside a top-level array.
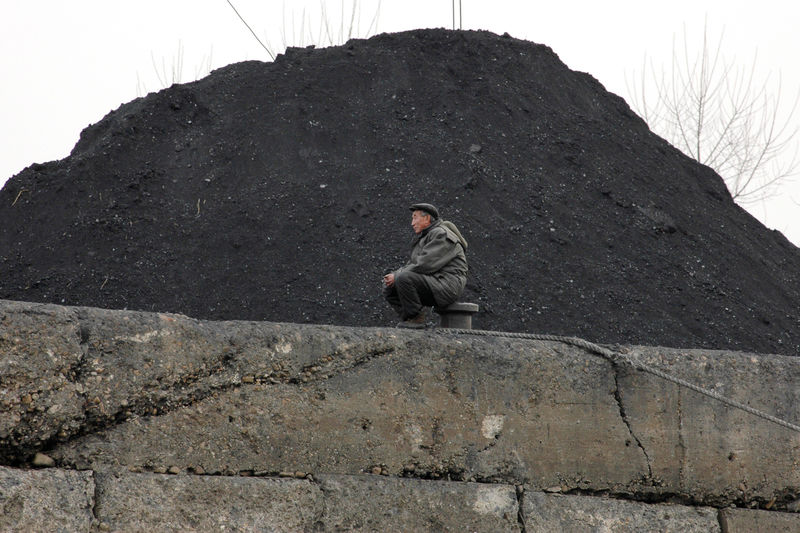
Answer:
[
  {"left": 5, "top": 465, "right": 797, "bottom": 532},
  {"left": 614, "top": 346, "right": 800, "bottom": 508},
  {"left": 612, "top": 361, "right": 654, "bottom": 480},
  {"left": 40, "top": 322, "right": 645, "bottom": 490},
  {"left": 2, "top": 299, "right": 800, "bottom": 528},
  {"left": 515, "top": 484, "right": 528, "bottom": 533}
]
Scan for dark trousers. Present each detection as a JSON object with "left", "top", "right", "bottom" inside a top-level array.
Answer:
[{"left": 383, "top": 271, "right": 437, "bottom": 319}]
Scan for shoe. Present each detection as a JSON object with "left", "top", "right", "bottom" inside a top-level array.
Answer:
[{"left": 397, "top": 310, "right": 427, "bottom": 329}]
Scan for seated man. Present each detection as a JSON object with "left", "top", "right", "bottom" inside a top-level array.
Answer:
[{"left": 383, "top": 203, "right": 468, "bottom": 328}]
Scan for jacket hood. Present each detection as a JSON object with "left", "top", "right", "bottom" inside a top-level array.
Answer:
[{"left": 441, "top": 220, "right": 468, "bottom": 251}]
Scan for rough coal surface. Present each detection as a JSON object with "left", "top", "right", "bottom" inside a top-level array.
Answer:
[{"left": 1, "top": 29, "right": 798, "bottom": 355}]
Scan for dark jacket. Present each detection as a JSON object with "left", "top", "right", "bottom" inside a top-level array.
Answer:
[{"left": 394, "top": 220, "right": 468, "bottom": 306}]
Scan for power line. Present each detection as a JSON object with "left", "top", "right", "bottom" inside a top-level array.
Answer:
[
  {"left": 225, "top": 0, "right": 274, "bottom": 60},
  {"left": 452, "top": 0, "right": 462, "bottom": 30}
]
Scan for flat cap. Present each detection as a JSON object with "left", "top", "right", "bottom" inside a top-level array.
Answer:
[{"left": 409, "top": 203, "right": 439, "bottom": 219}]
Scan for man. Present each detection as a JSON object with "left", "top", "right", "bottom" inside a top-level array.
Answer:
[{"left": 383, "top": 203, "right": 468, "bottom": 328}]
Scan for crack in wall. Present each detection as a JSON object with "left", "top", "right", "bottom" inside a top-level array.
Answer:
[
  {"left": 8, "top": 461, "right": 798, "bottom": 524},
  {"left": 515, "top": 484, "right": 528, "bottom": 533},
  {"left": 611, "top": 362, "right": 653, "bottom": 480},
  {"left": 717, "top": 507, "right": 730, "bottom": 533},
  {"left": 290, "top": 346, "right": 396, "bottom": 384},
  {"left": 67, "top": 323, "right": 92, "bottom": 384},
  {"left": 67, "top": 456, "right": 800, "bottom": 512},
  {"left": 89, "top": 470, "right": 102, "bottom": 531},
  {"left": 3, "top": 336, "right": 399, "bottom": 465},
  {"left": 677, "top": 387, "right": 686, "bottom": 492},
  {"left": 309, "top": 473, "right": 331, "bottom": 530}
]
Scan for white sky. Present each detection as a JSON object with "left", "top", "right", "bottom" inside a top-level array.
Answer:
[{"left": 2, "top": 0, "right": 798, "bottom": 244}]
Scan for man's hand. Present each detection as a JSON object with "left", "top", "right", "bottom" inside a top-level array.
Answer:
[{"left": 383, "top": 273, "right": 395, "bottom": 287}]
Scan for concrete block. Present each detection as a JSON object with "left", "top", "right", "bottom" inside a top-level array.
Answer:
[
  {"left": 719, "top": 507, "right": 800, "bottom": 532},
  {"left": 93, "top": 471, "right": 322, "bottom": 532},
  {"left": 316, "top": 474, "right": 520, "bottom": 532},
  {"left": 523, "top": 491, "right": 719, "bottom": 532},
  {"left": 0, "top": 465, "right": 95, "bottom": 532}
]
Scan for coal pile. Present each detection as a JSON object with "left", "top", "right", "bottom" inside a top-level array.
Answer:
[{"left": 1, "top": 29, "right": 798, "bottom": 355}]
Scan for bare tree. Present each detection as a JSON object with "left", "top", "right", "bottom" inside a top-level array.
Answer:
[
  {"left": 627, "top": 21, "right": 800, "bottom": 203},
  {"left": 136, "top": 42, "right": 213, "bottom": 97},
  {"left": 139, "top": 1, "right": 379, "bottom": 95},
  {"left": 240, "top": 0, "right": 382, "bottom": 57}
]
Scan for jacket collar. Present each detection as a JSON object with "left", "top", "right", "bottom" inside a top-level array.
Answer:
[{"left": 411, "top": 219, "right": 439, "bottom": 246}]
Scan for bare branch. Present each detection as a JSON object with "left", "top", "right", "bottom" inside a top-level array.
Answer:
[{"left": 627, "top": 19, "right": 800, "bottom": 204}]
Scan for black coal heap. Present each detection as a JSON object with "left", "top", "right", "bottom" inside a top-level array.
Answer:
[{"left": 1, "top": 29, "right": 798, "bottom": 355}]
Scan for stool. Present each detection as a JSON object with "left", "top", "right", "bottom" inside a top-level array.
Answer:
[{"left": 434, "top": 302, "right": 479, "bottom": 329}]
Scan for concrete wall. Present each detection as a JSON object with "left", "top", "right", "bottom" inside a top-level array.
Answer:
[
  {"left": 3, "top": 466, "right": 800, "bottom": 532},
  {"left": 1, "top": 299, "right": 799, "bottom": 530}
]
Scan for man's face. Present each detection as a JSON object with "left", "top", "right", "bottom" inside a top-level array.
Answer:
[{"left": 411, "top": 210, "right": 432, "bottom": 234}]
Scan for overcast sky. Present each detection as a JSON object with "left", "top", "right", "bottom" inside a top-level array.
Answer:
[{"left": 2, "top": 0, "right": 798, "bottom": 243}]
